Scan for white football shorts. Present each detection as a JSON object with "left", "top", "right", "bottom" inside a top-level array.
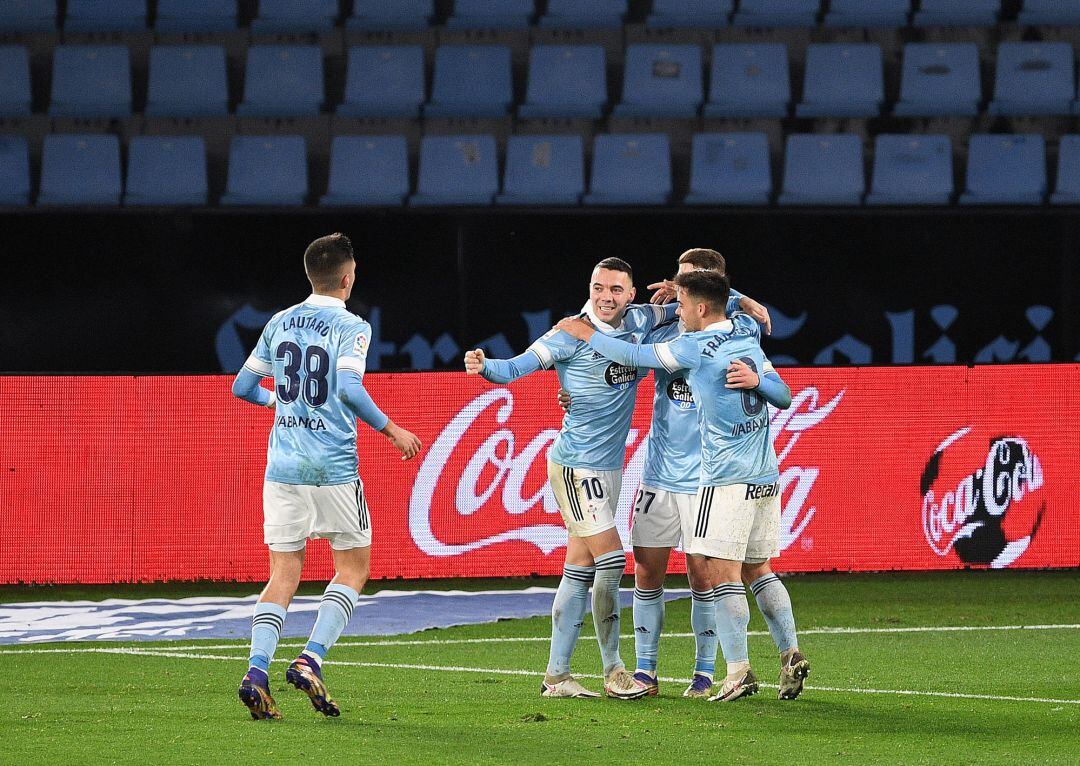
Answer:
[
  {"left": 683, "top": 480, "right": 781, "bottom": 562},
  {"left": 629, "top": 485, "right": 696, "bottom": 548},
  {"left": 547, "top": 460, "right": 622, "bottom": 538},
  {"left": 263, "top": 479, "right": 372, "bottom": 552}
]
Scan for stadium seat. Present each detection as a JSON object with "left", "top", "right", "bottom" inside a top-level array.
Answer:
[
  {"left": 0, "top": 1, "right": 56, "bottom": 32},
  {"left": 1050, "top": 135, "right": 1080, "bottom": 204},
  {"left": 411, "top": 135, "right": 498, "bottom": 206},
  {"left": 347, "top": 0, "right": 433, "bottom": 31},
  {"left": 540, "top": 0, "right": 626, "bottom": 29},
  {"left": 704, "top": 43, "right": 790, "bottom": 118},
  {"left": 779, "top": 133, "right": 864, "bottom": 206},
  {"left": 865, "top": 134, "right": 953, "bottom": 205},
  {"left": 959, "top": 134, "right": 1046, "bottom": 205},
  {"left": 825, "top": 0, "right": 909, "bottom": 26},
  {"left": 583, "top": 133, "right": 672, "bottom": 205},
  {"left": 146, "top": 46, "right": 228, "bottom": 118},
  {"left": 49, "top": 46, "right": 131, "bottom": 118},
  {"left": 155, "top": 0, "right": 237, "bottom": 33},
  {"left": 338, "top": 46, "right": 425, "bottom": 118},
  {"left": 320, "top": 135, "right": 409, "bottom": 206},
  {"left": 519, "top": 45, "right": 606, "bottom": 119},
  {"left": 64, "top": 0, "right": 145, "bottom": 32},
  {"left": 646, "top": 0, "right": 734, "bottom": 28},
  {"left": 0, "top": 47, "right": 31, "bottom": 117},
  {"left": 734, "top": 0, "right": 820, "bottom": 28},
  {"left": 796, "top": 44, "right": 883, "bottom": 118},
  {"left": 425, "top": 46, "right": 512, "bottom": 118},
  {"left": 38, "top": 134, "right": 122, "bottom": 206},
  {"left": 613, "top": 44, "right": 703, "bottom": 118},
  {"left": 237, "top": 46, "right": 324, "bottom": 117},
  {"left": 0, "top": 136, "right": 30, "bottom": 206},
  {"left": 221, "top": 135, "right": 308, "bottom": 205},
  {"left": 497, "top": 134, "right": 585, "bottom": 205},
  {"left": 894, "top": 43, "right": 980, "bottom": 117},
  {"left": 1019, "top": 0, "right": 1080, "bottom": 26},
  {"left": 124, "top": 136, "right": 208, "bottom": 206},
  {"left": 685, "top": 132, "right": 771, "bottom": 205},
  {"left": 988, "top": 42, "right": 1075, "bottom": 116},
  {"left": 448, "top": 0, "right": 533, "bottom": 29},
  {"left": 914, "top": 0, "right": 999, "bottom": 26},
  {"left": 250, "top": 0, "right": 337, "bottom": 34}
]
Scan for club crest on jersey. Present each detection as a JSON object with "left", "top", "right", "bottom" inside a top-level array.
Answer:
[
  {"left": 666, "top": 377, "right": 696, "bottom": 409},
  {"left": 604, "top": 362, "right": 637, "bottom": 389}
]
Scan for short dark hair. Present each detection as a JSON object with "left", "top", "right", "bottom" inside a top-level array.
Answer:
[
  {"left": 678, "top": 248, "right": 726, "bottom": 274},
  {"left": 673, "top": 270, "right": 731, "bottom": 315},
  {"left": 593, "top": 257, "right": 633, "bottom": 283},
  {"left": 304, "top": 233, "right": 354, "bottom": 290}
]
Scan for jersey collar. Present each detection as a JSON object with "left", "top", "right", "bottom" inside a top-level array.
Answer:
[
  {"left": 304, "top": 293, "right": 346, "bottom": 308},
  {"left": 704, "top": 318, "right": 734, "bottom": 332},
  {"left": 581, "top": 301, "right": 623, "bottom": 333}
]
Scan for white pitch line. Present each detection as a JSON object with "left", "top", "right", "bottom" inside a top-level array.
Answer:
[{"left": 53, "top": 647, "right": 1080, "bottom": 707}]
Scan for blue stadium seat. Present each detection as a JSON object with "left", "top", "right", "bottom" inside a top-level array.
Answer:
[
  {"left": 49, "top": 46, "right": 131, "bottom": 118},
  {"left": 320, "top": 135, "right": 409, "bottom": 206},
  {"left": 124, "top": 136, "right": 208, "bottom": 206},
  {"left": 0, "top": 1, "right": 56, "bottom": 33},
  {"left": 989, "top": 42, "right": 1075, "bottom": 116},
  {"left": 614, "top": 44, "right": 703, "bottom": 118},
  {"left": 894, "top": 43, "right": 980, "bottom": 117},
  {"left": 865, "top": 134, "right": 953, "bottom": 205},
  {"left": 647, "top": 0, "right": 733, "bottom": 28},
  {"left": 64, "top": 0, "right": 145, "bottom": 32},
  {"left": 519, "top": 45, "right": 606, "bottom": 119},
  {"left": 825, "top": 0, "right": 909, "bottom": 27},
  {"left": 0, "top": 137, "right": 30, "bottom": 206},
  {"left": 237, "top": 45, "right": 324, "bottom": 117},
  {"left": 497, "top": 135, "right": 585, "bottom": 205},
  {"left": 221, "top": 135, "right": 308, "bottom": 206},
  {"left": 1051, "top": 135, "right": 1080, "bottom": 205},
  {"left": 250, "top": 0, "right": 337, "bottom": 34},
  {"left": 734, "top": 0, "right": 819, "bottom": 28},
  {"left": 685, "top": 133, "right": 771, "bottom": 205},
  {"left": 796, "top": 44, "right": 883, "bottom": 118},
  {"left": 38, "top": 134, "right": 122, "bottom": 206},
  {"left": 583, "top": 133, "right": 672, "bottom": 205},
  {"left": 0, "top": 47, "right": 31, "bottom": 117},
  {"left": 425, "top": 46, "right": 512, "bottom": 118},
  {"left": 959, "top": 134, "right": 1046, "bottom": 205},
  {"left": 914, "top": 0, "right": 999, "bottom": 26},
  {"left": 146, "top": 46, "right": 228, "bottom": 118},
  {"left": 338, "top": 46, "right": 425, "bottom": 118},
  {"left": 704, "top": 43, "right": 790, "bottom": 118},
  {"left": 1019, "top": 1, "right": 1080, "bottom": 26},
  {"left": 448, "top": 0, "right": 533, "bottom": 29},
  {"left": 348, "top": 0, "right": 433, "bottom": 31},
  {"left": 155, "top": 0, "right": 237, "bottom": 33},
  {"left": 779, "top": 134, "right": 864, "bottom": 206},
  {"left": 411, "top": 135, "right": 498, "bottom": 206},
  {"left": 540, "top": 0, "right": 626, "bottom": 28}
]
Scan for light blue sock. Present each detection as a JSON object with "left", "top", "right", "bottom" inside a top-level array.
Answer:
[
  {"left": 632, "top": 585, "right": 664, "bottom": 673},
  {"left": 304, "top": 583, "right": 359, "bottom": 664},
  {"left": 592, "top": 550, "right": 627, "bottom": 676},
  {"left": 690, "top": 588, "right": 717, "bottom": 677},
  {"left": 249, "top": 601, "right": 287, "bottom": 672},
  {"left": 713, "top": 582, "right": 750, "bottom": 671},
  {"left": 546, "top": 564, "right": 595, "bottom": 677},
  {"left": 750, "top": 573, "right": 799, "bottom": 654}
]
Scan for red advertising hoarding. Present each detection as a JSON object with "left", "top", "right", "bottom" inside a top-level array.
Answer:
[{"left": 1, "top": 368, "right": 1077, "bottom": 584}]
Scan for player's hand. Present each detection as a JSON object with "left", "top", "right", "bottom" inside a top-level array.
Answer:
[
  {"left": 464, "top": 348, "right": 486, "bottom": 374},
  {"left": 739, "top": 297, "right": 772, "bottom": 335},
  {"left": 556, "top": 387, "right": 571, "bottom": 412},
  {"left": 555, "top": 315, "right": 594, "bottom": 341},
  {"left": 725, "top": 359, "right": 760, "bottom": 390},
  {"left": 384, "top": 422, "right": 422, "bottom": 461},
  {"left": 647, "top": 279, "right": 677, "bottom": 305}
]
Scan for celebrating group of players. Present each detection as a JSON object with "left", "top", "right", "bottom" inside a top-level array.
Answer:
[{"left": 232, "top": 234, "right": 807, "bottom": 721}]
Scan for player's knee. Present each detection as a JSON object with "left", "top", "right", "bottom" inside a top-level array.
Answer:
[{"left": 741, "top": 560, "right": 770, "bottom": 585}]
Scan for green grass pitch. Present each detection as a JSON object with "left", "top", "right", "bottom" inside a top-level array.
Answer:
[{"left": 0, "top": 570, "right": 1077, "bottom": 765}]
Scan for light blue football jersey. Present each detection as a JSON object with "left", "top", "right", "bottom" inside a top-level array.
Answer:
[
  {"left": 529, "top": 303, "right": 671, "bottom": 471},
  {"left": 243, "top": 294, "right": 372, "bottom": 486}
]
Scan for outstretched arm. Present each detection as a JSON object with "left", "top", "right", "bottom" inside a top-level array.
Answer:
[
  {"left": 555, "top": 317, "right": 693, "bottom": 373},
  {"left": 339, "top": 370, "right": 422, "bottom": 460},
  {"left": 464, "top": 348, "right": 544, "bottom": 384},
  {"left": 232, "top": 367, "right": 276, "bottom": 408}
]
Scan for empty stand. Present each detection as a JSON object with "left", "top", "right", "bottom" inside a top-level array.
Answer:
[
  {"left": 541, "top": 0, "right": 626, "bottom": 29},
  {"left": 825, "top": 0, "right": 909, "bottom": 27},
  {"left": 0, "top": 136, "right": 30, "bottom": 205},
  {"left": 0, "top": 1, "right": 55, "bottom": 33},
  {"left": 64, "top": 0, "right": 145, "bottom": 33},
  {"left": 425, "top": 45, "right": 512, "bottom": 118},
  {"left": 250, "top": 0, "right": 337, "bottom": 35},
  {"left": 1019, "top": 1, "right": 1080, "bottom": 26},
  {"left": 320, "top": 135, "right": 409, "bottom": 206},
  {"left": 448, "top": 1, "right": 533, "bottom": 30},
  {"left": 497, "top": 134, "right": 585, "bottom": 205},
  {"left": 779, "top": 133, "right": 864, "bottom": 205},
  {"left": 411, "top": 135, "right": 499, "bottom": 205},
  {"left": 1050, "top": 134, "right": 1080, "bottom": 204},
  {"left": 797, "top": 43, "right": 883, "bottom": 118},
  {"left": 914, "top": 0, "right": 999, "bottom": 27},
  {"left": 38, "top": 134, "right": 122, "bottom": 205},
  {"left": 146, "top": 46, "right": 228, "bottom": 118},
  {"left": 49, "top": 46, "right": 131, "bottom": 117},
  {"left": 0, "top": 46, "right": 31, "bottom": 117},
  {"left": 685, "top": 132, "right": 772, "bottom": 205},
  {"left": 584, "top": 133, "right": 672, "bottom": 205},
  {"left": 237, "top": 45, "right": 324, "bottom": 117},
  {"left": 960, "top": 133, "right": 1046, "bottom": 205},
  {"left": 347, "top": 0, "right": 433, "bottom": 31},
  {"left": 155, "top": 0, "right": 237, "bottom": 33},
  {"left": 221, "top": 135, "right": 308, "bottom": 205},
  {"left": 647, "top": 0, "right": 733, "bottom": 28},
  {"left": 519, "top": 45, "right": 606, "bottom": 119},
  {"left": 865, "top": 134, "right": 953, "bottom": 205},
  {"left": 704, "top": 43, "right": 790, "bottom": 118},
  {"left": 894, "top": 43, "right": 981, "bottom": 117},
  {"left": 124, "top": 135, "right": 208, "bottom": 205},
  {"left": 338, "top": 46, "right": 425, "bottom": 118},
  {"left": 614, "top": 44, "right": 703, "bottom": 117},
  {"left": 989, "top": 42, "right": 1075, "bottom": 116},
  {"left": 734, "top": 1, "right": 820, "bottom": 28}
]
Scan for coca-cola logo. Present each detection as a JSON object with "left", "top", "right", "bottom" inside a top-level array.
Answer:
[
  {"left": 665, "top": 377, "right": 695, "bottom": 410},
  {"left": 604, "top": 362, "right": 637, "bottom": 389},
  {"left": 920, "top": 428, "right": 1046, "bottom": 568}
]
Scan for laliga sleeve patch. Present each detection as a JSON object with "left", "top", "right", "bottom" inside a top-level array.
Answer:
[{"left": 353, "top": 333, "right": 370, "bottom": 358}]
